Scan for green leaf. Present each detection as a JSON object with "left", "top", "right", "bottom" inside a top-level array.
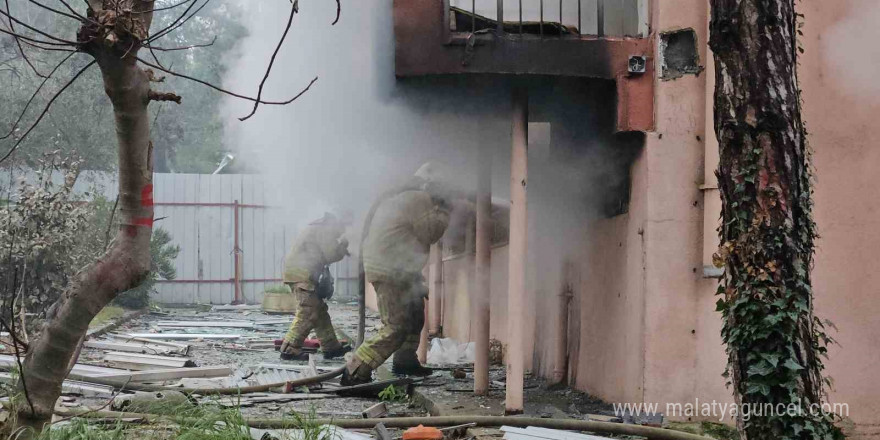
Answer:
[
  {"left": 760, "top": 353, "right": 781, "bottom": 368},
  {"left": 783, "top": 358, "right": 804, "bottom": 370},
  {"left": 747, "top": 361, "right": 775, "bottom": 376}
]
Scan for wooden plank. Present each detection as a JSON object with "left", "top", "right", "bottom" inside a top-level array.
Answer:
[
  {"left": 0, "top": 373, "right": 115, "bottom": 397},
  {"left": 501, "top": 426, "right": 612, "bottom": 440},
  {"left": 211, "top": 304, "right": 262, "bottom": 311},
  {"left": 84, "top": 340, "right": 174, "bottom": 355},
  {"left": 126, "top": 333, "right": 242, "bottom": 340},
  {"left": 0, "top": 355, "right": 128, "bottom": 377},
  {"left": 92, "top": 365, "right": 233, "bottom": 383},
  {"left": 107, "top": 334, "right": 190, "bottom": 353},
  {"left": 103, "top": 352, "right": 194, "bottom": 370},
  {"left": 157, "top": 320, "right": 255, "bottom": 328}
]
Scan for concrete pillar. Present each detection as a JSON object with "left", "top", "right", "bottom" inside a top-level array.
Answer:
[
  {"left": 429, "top": 243, "right": 443, "bottom": 335},
  {"left": 506, "top": 86, "right": 528, "bottom": 414},
  {"left": 474, "top": 144, "right": 492, "bottom": 396},
  {"left": 418, "top": 298, "right": 429, "bottom": 363},
  {"left": 553, "top": 260, "right": 574, "bottom": 384}
]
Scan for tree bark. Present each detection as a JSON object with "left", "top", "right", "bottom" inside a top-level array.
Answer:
[
  {"left": 710, "top": 1, "right": 840, "bottom": 438},
  {"left": 15, "top": 1, "right": 156, "bottom": 431}
]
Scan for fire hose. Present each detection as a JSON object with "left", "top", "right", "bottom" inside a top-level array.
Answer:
[{"left": 65, "top": 366, "right": 345, "bottom": 395}]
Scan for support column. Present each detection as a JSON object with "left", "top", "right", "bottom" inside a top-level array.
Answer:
[
  {"left": 553, "top": 260, "right": 574, "bottom": 384},
  {"left": 429, "top": 243, "right": 443, "bottom": 335},
  {"left": 418, "top": 298, "right": 429, "bottom": 363},
  {"left": 474, "top": 144, "right": 492, "bottom": 396},
  {"left": 506, "top": 87, "right": 528, "bottom": 414}
]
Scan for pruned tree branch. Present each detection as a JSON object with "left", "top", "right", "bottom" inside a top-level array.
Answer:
[
  {"left": 0, "top": 7, "right": 81, "bottom": 46},
  {"left": 143, "top": 0, "right": 198, "bottom": 14},
  {"left": 1, "top": 52, "right": 76, "bottom": 141},
  {"left": 136, "top": 55, "right": 318, "bottom": 107},
  {"left": 3, "top": 0, "right": 46, "bottom": 78},
  {"left": 56, "top": 0, "right": 91, "bottom": 23},
  {"left": 148, "top": 89, "right": 181, "bottom": 104},
  {"left": 239, "top": 0, "right": 298, "bottom": 121},
  {"left": 26, "top": 0, "right": 83, "bottom": 22},
  {"left": 0, "top": 60, "right": 96, "bottom": 165},
  {"left": 144, "top": 35, "right": 215, "bottom": 51},
  {"left": 333, "top": 0, "right": 341, "bottom": 25},
  {"left": 145, "top": 0, "right": 206, "bottom": 44},
  {"left": 0, "top": 26, "right": 79, "bottom": 47}
]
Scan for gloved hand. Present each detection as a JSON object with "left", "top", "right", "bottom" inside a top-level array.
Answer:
[{"left": 279, "top": 339, "right": 297, "bottom": 355}]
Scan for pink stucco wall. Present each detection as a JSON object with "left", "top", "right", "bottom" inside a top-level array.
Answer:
[
  {"left": 799, "top": 1, "right": 880, "bottom": 436},
  {"left": 363, "top": 0, "right": 877, "bottom": 435}
]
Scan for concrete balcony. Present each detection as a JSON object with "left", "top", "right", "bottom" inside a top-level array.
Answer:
[{"left": 393, "top": 0, "right": 655, "bottom": 132}]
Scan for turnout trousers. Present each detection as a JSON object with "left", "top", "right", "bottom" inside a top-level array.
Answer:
[
  {"left": 347, "top": 275, "right": 426, "bottom": 379},
  {"left": 282, "top": 283, "right": 342, "bottom": 356}
]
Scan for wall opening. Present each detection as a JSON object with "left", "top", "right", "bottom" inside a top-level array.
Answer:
[{"left": 660, "top": 29, "right": 702, "bottom": 80}]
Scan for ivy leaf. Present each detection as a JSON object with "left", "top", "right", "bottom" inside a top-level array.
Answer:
[
  {"left": 745, "top": 382, "right": 771, "bottom": 396},
  {"left": 760, "top": 353, "right": 781, "bottom": 368},
  {"left": 765, "top": 313, "right": 784, "bottom": 325},
  {"left": 747, "top": 361, "right": 775, "bottom": 376},
  {"left": 783, "top": 358, "right": 804, "bottom": 370}
]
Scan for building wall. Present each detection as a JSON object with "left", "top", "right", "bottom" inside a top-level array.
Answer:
[
  {"left": 369, "top": 0, "right": 878, "bottom": 434},
  {"left": 793, "top": 1, "right": 880, "bottom": 436}
]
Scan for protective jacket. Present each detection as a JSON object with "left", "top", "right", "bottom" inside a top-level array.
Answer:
[
  {"left": 362, "top": 190, "right": 450, "bottom": 283},
  {"left": 282, "top": 223, "right": 347, "bottom": 289}
]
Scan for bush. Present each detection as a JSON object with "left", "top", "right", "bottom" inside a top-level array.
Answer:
[
  {"left": 113, "top": 228, "right": 180, "bottom": 309},
  {"left": 264, "top": 284, "right": 292, "bottom": 294}
]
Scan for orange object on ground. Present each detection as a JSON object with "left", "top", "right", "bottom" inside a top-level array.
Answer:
[{"left": 402, "top": 425, "right": 443, "bottom": 440}]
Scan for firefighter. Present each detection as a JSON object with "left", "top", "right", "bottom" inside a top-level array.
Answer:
[
  {"left": 342, "top": 164, "right": 453, "bottom": 385},
  {"left": 279, "top": 212, "right": 352, "bottom": 361}
]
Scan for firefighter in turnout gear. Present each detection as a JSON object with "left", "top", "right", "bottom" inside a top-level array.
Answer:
[
  {"left": 280, "top": 212, "right": 352, "bottom": 361},
  {"left": 343, "top": 164, "right": 453, "bottom": 385}
]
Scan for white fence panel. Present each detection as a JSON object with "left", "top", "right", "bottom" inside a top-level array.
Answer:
[{"left": 152, "top": 173, "right": 290, "bottom": 305}]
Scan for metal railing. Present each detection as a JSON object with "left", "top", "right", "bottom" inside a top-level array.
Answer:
[{"left": 448, "top": 0, "right": 646, "bottom": 38}]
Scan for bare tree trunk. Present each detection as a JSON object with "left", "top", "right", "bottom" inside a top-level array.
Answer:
[
  {"left": 15, "top": 2, "right": 156, "bottom": 431},
  {"left": 710, "top": 1, "right": 840, "bottom": 439}
]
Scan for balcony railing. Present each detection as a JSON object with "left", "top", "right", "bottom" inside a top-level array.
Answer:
[{"left": 447, "top": 0, "right": 648, "bottom": 38}]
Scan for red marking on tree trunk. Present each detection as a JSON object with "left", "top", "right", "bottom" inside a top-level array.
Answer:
[
  {"left": 133, "top": 217, "right": 154, "bottom": 227},
  {"left": 141, "top": 184, "right": 154, "bottom": 207}
]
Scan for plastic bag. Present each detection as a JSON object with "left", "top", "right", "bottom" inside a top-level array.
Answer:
[{"left": 427, "top": 338, "right": 475, "bottom": 365}]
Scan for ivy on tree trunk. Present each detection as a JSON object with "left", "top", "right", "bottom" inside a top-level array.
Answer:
[{"left": 709, "top": 0, "right": 842, "bottom": 438}]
